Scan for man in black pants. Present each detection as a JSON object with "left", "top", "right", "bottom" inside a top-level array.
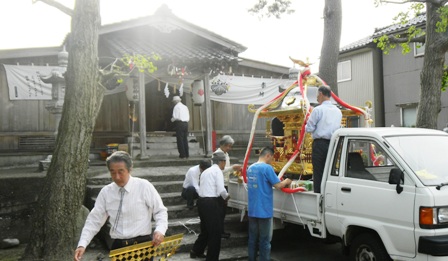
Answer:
[
  {"left": 171, "top": 96, "right": 190, "bottom": 159},
  {"left": 305, "top": 86, "right": 342, "bottom": 193},
  {"left": 190, "top": 151, "right": 229, "bottom": 260}
]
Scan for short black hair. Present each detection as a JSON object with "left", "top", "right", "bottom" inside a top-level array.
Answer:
[
  {"left": 318, "top": 86, "right": 332, "bottom": 98},
  {"left": 199, "top": 159, "right": 212, "bottom": 171},
  {"left": 259, "top": 147, "right": 274, "bottom": 157}
]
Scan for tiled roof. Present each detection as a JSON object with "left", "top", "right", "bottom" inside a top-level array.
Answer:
[
  {"left": 340, "top": 35, "right": 374, "bottom": 53},
  {"left": 100, "top": 29, "right": 238, "bottom": 65},
  {"left": 98, "top": 5, "right": 246, "bottom": 66},
  {"left": 340, "top": 13, "right": 426, "bottom": 53}
]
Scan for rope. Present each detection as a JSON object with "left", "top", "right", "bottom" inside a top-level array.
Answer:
[
  {"left": 177, "top": 218, "right": 201, "bottom": 236},
  {"left": 290, "top": 193, "right": 306, "bottom": 228}
]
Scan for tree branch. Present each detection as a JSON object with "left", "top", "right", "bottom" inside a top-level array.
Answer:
[
  {"left": 389, "top": 34, "right": 426, "bottom": 43},
  {"left": 32, "top": 0, "right": 73, "bottom": 16}
]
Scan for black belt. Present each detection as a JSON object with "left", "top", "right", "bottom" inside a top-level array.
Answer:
[
  {"left": 113, "top": 234, "right": 152, "bottom": 248},
  {"left": 314, "top": 138, "right": 330, "bottom": 141},
  {"left": 199, "top": 197, "right": 220, "bottom": 200}
]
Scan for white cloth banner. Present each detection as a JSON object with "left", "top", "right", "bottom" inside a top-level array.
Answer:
[
  {"left": 3, "top": 64, "right": 127, "bottom": 101},
  {"left": 209, "top": 74, "right": 295, "bottom": 105},
  {"left": 3, "top": 64, "right": 55, "bottom": 100}
]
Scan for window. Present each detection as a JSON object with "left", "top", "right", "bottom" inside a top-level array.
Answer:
[
  {"left": 401, "top": 106, "right": 417, "bottom": 127},
  {"left": 346, "top": 139, "right": 396, "bottom": 182},
  {"left": 330, "top": 137, "right": 344, "bottom": 176},
  {"left": 337, "top": 60, "right": 352, "bottom": 82},
  {"left": 414, "top": 42, "right": 425, "bottom": 57}
]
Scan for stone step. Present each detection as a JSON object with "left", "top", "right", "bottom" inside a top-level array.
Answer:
[
  {"left": 167, "top": 212, "right": 243, "bottom": 235},
  {"left": 87, "top": 173, "right": 186, "bottom": 185},
  {"left": 130, "top": 147, "right": 203, "bottom": 157},
  {"left": 171, "top": 228, "right": 248, "bottom": 254},
  {"left": 130, "top": 138, "right": 200, "bottom": 149},
  {"left": 146, "top": 136, "right": 198, "bottom": 143},
  {"left": 86, "top": 181, "right": 183, "bottom": 197},
  {"left": 131, "top": 141, "right": 201, "bottom": 150}
]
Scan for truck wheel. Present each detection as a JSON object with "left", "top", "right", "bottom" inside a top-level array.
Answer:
[{"left": 349, "top": 233, "right": 391, "bottom": 261}]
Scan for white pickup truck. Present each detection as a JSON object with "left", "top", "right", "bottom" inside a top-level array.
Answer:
[{"left": 228, "top": 127, "right": 448, "bottom": 261}]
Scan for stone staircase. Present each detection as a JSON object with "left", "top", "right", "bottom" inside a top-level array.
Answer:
[
  {"left": 84, "top": 162, "right": 248, "bottom": 260},
  {"left": 129, "top": 132, "right": 203, "bottom": 158}
]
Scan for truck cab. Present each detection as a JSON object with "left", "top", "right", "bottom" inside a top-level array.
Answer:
[{"left": 324, "top": 127, "right": 448, "bottom": 260}]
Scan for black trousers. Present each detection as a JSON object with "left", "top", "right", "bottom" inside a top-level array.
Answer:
[
  {"left": 312, "top": 139, "right": 330, "bottom": 193},
  {"left": 181, "top": 186, "right": 199, "bottom": 207},
  {"left": 222, "top": 186, "right": 228, "bottom": 233},
  {"left": 175, "top": 121, "right": 189, "bottom": 158},
  {"left": 192, "top": 197, "right": 224, "bottom": 261}
]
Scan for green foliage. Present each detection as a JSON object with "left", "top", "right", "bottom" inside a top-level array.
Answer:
[
  {"left": 375, "top": 3, "right": 425, "bottom": 55},
  {"left": 436, "top": 6, "right": 448, "bottom": 33},
  {"left": 442, "top": 65, "right": 448, "bottom": 92},
  {"left": 121, "top": 53, "right": 161, "bottom": 74},
  {"left": 101, "top": 53, "right": 161, "bottom": 90},
  {"left": 373, "top": 35, "right": 395, "bottom": 55}
]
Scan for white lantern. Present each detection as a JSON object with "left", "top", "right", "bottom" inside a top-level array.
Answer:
[
  {"left": 192, "top": 80, "right": 205, "bottom": 106},
  {"left": 125, "top": 78, "right": 139, "bottom": 101}
]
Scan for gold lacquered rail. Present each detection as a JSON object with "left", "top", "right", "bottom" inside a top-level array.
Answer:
[{"left": 109, "top": 233, "right": 184, "bottom": 261}]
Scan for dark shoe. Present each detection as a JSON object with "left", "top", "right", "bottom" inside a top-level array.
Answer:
[
  {"left": 221, "top": 232, "right": 231, "bottom": 239},
  {"left": 190, "top": 250, "right": 206, "bottom": 258}
]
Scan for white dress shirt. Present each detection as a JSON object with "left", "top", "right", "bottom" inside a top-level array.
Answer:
[
  {"left": 183, "top": 164, "right": 200, "bottom": 193},
  {"left": 215, "top": 148, "right": 232, "bottom": 186},
  {"left": 77, "top": 176, "right": 168, "bottom": 248},
  {"left": 198, "top": 164, "right": 228, "bottom": 199},
  {"left": 172, "top": 102, "right": 190, "bottom": 122}
]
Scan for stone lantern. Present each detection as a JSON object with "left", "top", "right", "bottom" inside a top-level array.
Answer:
[
  {"left": 38, "top": 47, "right": 68, "bottom": 170},
  {"left": 40, "top": 47, "right": 68, "bottom": 135}
]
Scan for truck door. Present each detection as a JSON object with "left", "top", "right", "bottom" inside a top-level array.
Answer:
[{"left": 336, "top": 138, "right": 417, "bottom": 258}]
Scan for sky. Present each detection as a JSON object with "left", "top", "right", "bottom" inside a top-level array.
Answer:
[{"left": 0, "top": 0, "right": 411, "bottom": 68}]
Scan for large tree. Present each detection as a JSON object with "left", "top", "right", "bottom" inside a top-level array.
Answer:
[
  {"left": 249, "top": 0, "right": 342, "bottom": 95},
  {"left": 376, "top": 0, "right": 448, "bottom": 129},
  {"left": 22, "top": 0, "right": 102, "bottom": 259},
  {"left": 318, "top": 0, "right": 342, "bottom": 95}
]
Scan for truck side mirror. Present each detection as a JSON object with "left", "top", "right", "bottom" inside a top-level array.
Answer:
[{"left": 389, "top": 168, "right": 404, "bottom": 194}]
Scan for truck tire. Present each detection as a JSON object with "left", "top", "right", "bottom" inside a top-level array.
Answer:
[{"left": 349, "top": 233, "right": 391, "bottom": 261}]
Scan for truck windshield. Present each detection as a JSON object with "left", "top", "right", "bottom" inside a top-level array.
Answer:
[{"left": 385, "top": 135, "right": 448, "bottom": 186}]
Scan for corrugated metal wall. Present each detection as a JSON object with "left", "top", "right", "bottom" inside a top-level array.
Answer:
[{"left": 338, "top": 49, "right": 384, "bottom": 126}]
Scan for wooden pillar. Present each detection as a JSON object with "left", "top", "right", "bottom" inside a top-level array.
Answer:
[
  {"left": 139, "top": 71, "right": 149, "bottom": 159},
  {"left": 204, "top": 74, "right": 213, "bottom": 156}
]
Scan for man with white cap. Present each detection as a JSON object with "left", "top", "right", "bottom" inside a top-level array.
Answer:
[{"left": 171, "top": 95, "right": 190, "bottom": 159}]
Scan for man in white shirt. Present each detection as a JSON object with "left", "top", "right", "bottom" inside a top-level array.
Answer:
[
  {"left": 171, "top": 95, "right": 190, "bottom": 159},
  {"left": 190, "top": 151, "right": 229, "bottom": 261},
  {"left": 181, "top": 160, "right": 211, "bottom": 209},
  {"left": 74, "top": 151, "right": 168, "bottom": 261},
  {"left": 214, "top": 135, "right": 241, "bottom": 238}
]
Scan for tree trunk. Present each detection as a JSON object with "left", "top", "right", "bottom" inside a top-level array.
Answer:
[
  {"left": 318, "top": 0, "right": 342, "bottom": 95},
  {"left": 417, "top": 2, "right": 446, "bottom": 129},
  {"left": 22, "top": 0, "right": 102, "bottom": 260}
]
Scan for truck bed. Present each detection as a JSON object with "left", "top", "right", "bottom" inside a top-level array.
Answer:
[{"left": 228, "top": 180, "right": 324, "bottom": 237}]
